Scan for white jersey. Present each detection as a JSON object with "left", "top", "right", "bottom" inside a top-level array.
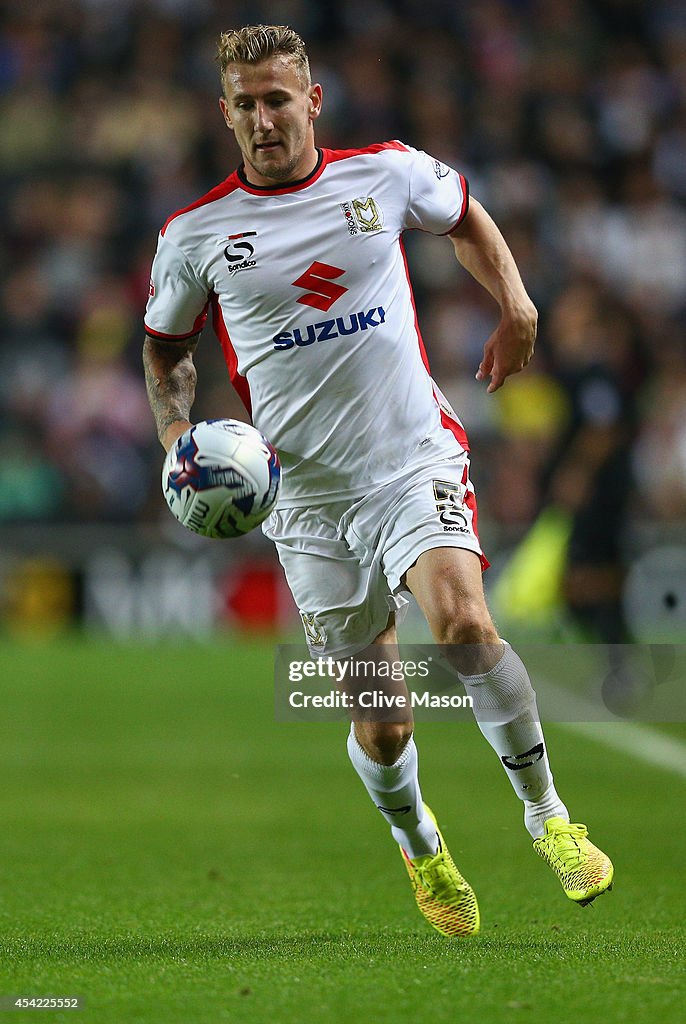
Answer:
[{"left": 145, "top": 141, "right": 471, "bottom": 507}]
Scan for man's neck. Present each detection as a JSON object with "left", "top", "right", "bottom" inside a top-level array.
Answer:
[{"left": 241, "top": 147, "right": 321, "bottom": 189}]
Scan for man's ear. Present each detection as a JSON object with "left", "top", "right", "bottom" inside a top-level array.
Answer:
[
  {"left": 219, "top": 96, "right": 234, "bottom": 130},
  {"left": 308, "top": 83, "right": 323, "bottom": 122}
]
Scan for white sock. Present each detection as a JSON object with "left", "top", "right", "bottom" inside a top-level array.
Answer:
[
  {"left": 459, "top": 643, "right": 569, "bottom": 839},
  {"left": 346, "top": 724, "right": 438, "bottom": 858}
]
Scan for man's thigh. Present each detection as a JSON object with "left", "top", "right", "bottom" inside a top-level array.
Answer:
[
  {"left": 347, "top": 456, "right": 488, "bottom": 596},
  {"left": 264, "top": 504, "right": 403, "bottom": 657}
]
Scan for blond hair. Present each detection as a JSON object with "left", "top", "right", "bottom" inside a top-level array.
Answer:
[{"left": 217, "top": 25, "right": 311, "bottom": 91}]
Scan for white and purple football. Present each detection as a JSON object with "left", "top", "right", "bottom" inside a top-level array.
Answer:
[{"left": 162, "top": 419, "right": 281, "bottom": 538}]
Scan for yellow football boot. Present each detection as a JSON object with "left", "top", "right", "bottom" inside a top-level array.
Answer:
[
  {"left": 534, "top": 817, "right": 614, "bottom": 906},
  {"left": 400, "top": 805, "right": 480, "bottom": 936}
]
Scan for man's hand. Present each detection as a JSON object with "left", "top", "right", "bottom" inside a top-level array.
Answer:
[{"left": 475, "top": 302, "right": 538, "bottom": 393}]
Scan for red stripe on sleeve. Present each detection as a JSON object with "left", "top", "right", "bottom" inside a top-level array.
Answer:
[
  {"left": 446, "top": 174, "right": 470, "bottom": 235},
  {"left": 145, "top": 301, "right": 209, "bottom": 340},
  {"left": 144, "top": 326, "right": 200, "bottom": 341}
]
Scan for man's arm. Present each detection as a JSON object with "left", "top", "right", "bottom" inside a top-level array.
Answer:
[
  {"left": 450, "top": 198, "right": 537, "bottom": 393},
  {"left": 143, "top": 335, "right": 199, "bottom": 451}
]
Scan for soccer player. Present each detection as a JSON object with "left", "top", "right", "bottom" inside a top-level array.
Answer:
[{"left": 143, "top": 24, "right": 613, "bottom": 936}]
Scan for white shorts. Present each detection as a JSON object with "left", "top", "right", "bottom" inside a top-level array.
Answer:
[{"left": 263, "top": 452, "right": 488, "bottom": 658}]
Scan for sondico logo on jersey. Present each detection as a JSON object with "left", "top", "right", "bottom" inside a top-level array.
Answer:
[
  {"left": 221, "top": 231, "right": 257, "bottom": 274},
  {"left": 433, "top": 480, "right": 470, "bottom": 534},
  {"left": 339, "top": 197, "right": 384, "bottom": 235},
  {"left": 273, "top": 261, "right": 386, "bottom": 351}
]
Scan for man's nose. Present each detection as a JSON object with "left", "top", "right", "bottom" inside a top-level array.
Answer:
[{"left": 254, "top": 102, "right": 274, "bottom": 133}]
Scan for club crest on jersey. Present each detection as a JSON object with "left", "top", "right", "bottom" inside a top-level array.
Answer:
[
  {"left": 339, "top": 197, "right": 384, "bottom": 235},
  {"left": 220, "top": 231, "right": 258, "bottom": 274},
  {"left": 433, "top": 480, "right": 470, "bottom": 533}
]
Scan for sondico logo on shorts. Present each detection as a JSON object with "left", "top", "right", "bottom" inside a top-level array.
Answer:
[
  {"left": 339, "top": 197, "right": 384, "bottom": 235},
  {"left": 301, "top": 612, "right": 327, "bottom": 649},
  {"left": 433, "top": 480, "right": 469, "bottom": 534}
]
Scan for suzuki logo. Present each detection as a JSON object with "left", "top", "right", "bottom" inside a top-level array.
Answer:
[{"left": 292, "top": 261, "right": 347, "bottom": 312}]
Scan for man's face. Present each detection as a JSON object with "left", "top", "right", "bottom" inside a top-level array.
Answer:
[{"left": 219, "top": 56, "right": 322, "bottom": 186}]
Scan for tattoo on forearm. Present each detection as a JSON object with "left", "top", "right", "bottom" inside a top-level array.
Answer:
[{"left": 143, "top": 337, "right": 198, "bottom": 444}]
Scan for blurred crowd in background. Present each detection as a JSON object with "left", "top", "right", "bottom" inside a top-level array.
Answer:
[{"left": 2, "top": 0, "right": 686, "bottom": 637}]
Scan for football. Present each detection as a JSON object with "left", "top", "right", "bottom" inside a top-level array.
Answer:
[{"left": 162, "top": 419, "right": 281, "bottom": 538}]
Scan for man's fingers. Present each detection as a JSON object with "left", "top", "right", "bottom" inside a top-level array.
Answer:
[
  {"left": 476, "top": 324, "right": 532, "bottom": 390},
  {"left": 485, "top": 358, "right": 525, "bottom": 393},
  {"left": 475, "top": 348, "right": 494, "bottom": 382},
  {"left": 486, "top": 371, "right": 505, "bottom": 393}
]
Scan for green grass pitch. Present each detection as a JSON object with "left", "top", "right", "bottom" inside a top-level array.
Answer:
[{"left": 0, "top": 636, "right": 684, "bottom": 1023}]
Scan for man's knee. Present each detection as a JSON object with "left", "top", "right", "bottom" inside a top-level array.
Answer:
[
  {"left": 431, "top": 602, "right": 498, "bottom": 646},
  {"left": 428, "top": 603, "right": 503, "bottom": 675},
  {"left": 354, "top": 720, "right": 413, "bottom": 765}
]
